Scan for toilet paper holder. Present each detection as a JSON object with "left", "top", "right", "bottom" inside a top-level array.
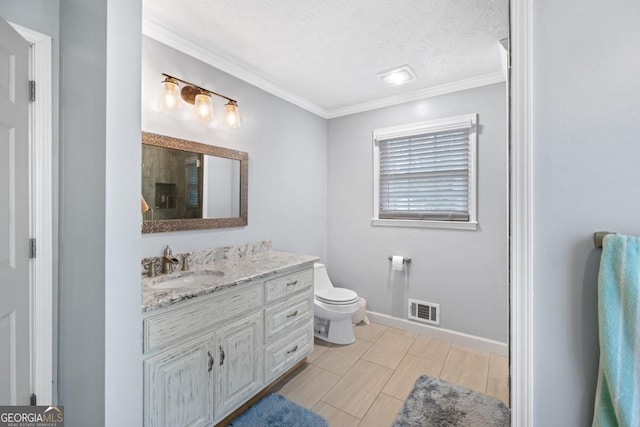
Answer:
[{"left": 388, "top": 256, "right": 411, "bottom": 264}]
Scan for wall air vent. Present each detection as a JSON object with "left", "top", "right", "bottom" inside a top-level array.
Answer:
[{"left": 408, "top": 299, "right": 440, "bottom": 326}]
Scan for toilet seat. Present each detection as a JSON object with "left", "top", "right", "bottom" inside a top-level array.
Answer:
[{"left": 315, "top": 287, "right": 359, "bottom": 305}]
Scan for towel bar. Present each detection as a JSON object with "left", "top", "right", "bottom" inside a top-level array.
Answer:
[{"left": 594, "top": 231, "right": 616, "bottom": 248}]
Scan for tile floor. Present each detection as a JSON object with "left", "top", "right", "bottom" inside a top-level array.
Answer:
[{"left": 276, "top": 322, "right": 509, "bottom": 427}]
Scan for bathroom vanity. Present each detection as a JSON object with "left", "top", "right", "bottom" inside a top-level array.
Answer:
[{"left": 141, "top": 242, "right": 317, "bottom": 427}]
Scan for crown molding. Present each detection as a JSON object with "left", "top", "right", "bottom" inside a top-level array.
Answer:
[
  {"left": 142, "top": 18, "right": 330, "bottom": 118},
  {"left": 142, "top": 18, "right": 506, "bottom": 120},
  {"left": 325, "top": 72, "right": 506, "bottom": 118}
]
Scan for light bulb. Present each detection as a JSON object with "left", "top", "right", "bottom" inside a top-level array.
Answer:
[
  {"left": 159, "top": 78, "right": 181, "bottom": 111},
  {"left": 225, "top": 101, "right": 240, "bottom": 128},
  {"left": 194, "top": 93, "right": 213, "bottom": 122}
]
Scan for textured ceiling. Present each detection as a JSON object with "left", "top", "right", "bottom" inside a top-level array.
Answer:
[{"left": 143, "top": 0, "right": 508, "bottom": 114}]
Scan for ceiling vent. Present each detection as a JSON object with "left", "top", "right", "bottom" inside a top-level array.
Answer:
[{"left": 408, "top": 299, "right": 440, "bottom": 326}]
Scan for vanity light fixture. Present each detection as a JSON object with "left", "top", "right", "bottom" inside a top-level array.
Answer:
[
  {"left": 159, "top": 73, "right": 240, "bottom": 128},
  {"left": 378, "top": 65, "right": 416, "bottom": 86}
]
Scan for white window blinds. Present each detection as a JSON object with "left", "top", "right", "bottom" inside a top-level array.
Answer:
[
  {"left": 185, "top": 161, "right": 199, "bottom": 208},
  {"left": 375, "top": 115, "right": 476, "bottom": 222}
]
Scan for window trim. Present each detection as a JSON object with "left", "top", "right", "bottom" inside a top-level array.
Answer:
[{"left": 371, "top": 113, "right": 478, "bottom": 230}]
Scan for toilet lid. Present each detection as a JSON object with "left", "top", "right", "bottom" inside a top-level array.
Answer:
[{"left": 315, "top": 288, "right": 359, "bottom": 305}]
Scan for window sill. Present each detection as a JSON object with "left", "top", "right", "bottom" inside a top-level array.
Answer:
[{"left": 370, "top": 218, "right": 478, "bottom": 230}]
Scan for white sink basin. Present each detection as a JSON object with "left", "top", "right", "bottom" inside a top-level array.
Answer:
[{"left": 152, "top": 271, "right": 224, "bottom": 289}]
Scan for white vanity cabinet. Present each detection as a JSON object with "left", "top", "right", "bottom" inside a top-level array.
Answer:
[{"left": 142, "top": 264, "right": 314, "bottom": 427}]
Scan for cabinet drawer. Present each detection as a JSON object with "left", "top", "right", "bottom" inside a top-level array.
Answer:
[
  {"left": 265, "top": 268, "right": 313, "bottom": 304},
  {"left": 144, "top": 285, "right": 263, "bottom": 354},
  {"left": 264, "top": 293, "right": 313, "bottom": 342},
  {"left": 264, "top": 322, "right": 313, "bottom": 384}
]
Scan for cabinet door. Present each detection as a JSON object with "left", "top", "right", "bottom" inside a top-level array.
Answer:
[
  {"left": 145, "top": 334, "right": 215, "bottom": 427},
  {"left": 216, "top": 311, "right": 263, "bottom": 418}
]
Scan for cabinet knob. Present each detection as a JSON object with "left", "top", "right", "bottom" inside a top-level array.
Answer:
[
  {"left": 286, "top": 280, "right": 298, "bottom": 287},
  {"left": 286, "top": 310, "right": 298, "bottom": 318},
  {"left": 219, "top": 345, "right": 225, "bottom": 366},
  {"left": 286, "top": 345, "right": 298, "bottom": 354},
  {"left": 207, "top": 351, "right": 214, "bottom": 373}
]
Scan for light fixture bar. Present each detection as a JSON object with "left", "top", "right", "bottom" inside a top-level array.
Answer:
[{"left": 161, "top": 73, "right": 237, "bottom": 104}]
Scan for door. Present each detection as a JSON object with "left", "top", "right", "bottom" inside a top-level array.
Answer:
[
  {"left": 144, "top": 334, "right": 215, "bottom": 427},
  {"left": 216, "top": 311, "right": 263, "bottom": 419},
  {"left": 0, "top": 18, "right": 30, "bottom": 405}
]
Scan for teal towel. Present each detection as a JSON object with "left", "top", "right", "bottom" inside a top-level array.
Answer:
[{"left": 592, "top": 234, "right": 640, "bottom": 427}]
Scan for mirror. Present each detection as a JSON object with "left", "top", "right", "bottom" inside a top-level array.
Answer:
[{"left": 141, "top": 132, "right": 247, "bottom": 233}]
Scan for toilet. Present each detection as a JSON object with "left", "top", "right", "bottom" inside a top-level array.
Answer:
[{"left": 313, "top": 263, "right": 360, "bottom": 345}]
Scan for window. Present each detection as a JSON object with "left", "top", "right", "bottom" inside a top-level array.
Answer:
[
  {"left": 372, "top": 114, "right": 477, "bottom": 230},
  {"left": 185, "top": 160, "right": 200, "bottom": 208}
]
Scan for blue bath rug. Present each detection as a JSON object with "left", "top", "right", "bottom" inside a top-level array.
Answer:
[{"left": 230, "top": 393, "right": 328, "bottom": 427}]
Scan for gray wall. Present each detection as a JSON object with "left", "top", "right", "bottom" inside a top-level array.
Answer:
[
  {"left": 532, "top": 0, "right": 640, "bottom": 424},
  {"left": 141, "top": 36, "right": 328, "bottom": 261},
  {"left": 327, "top": 83, "right": 508, "bottom": 343},
  {"left": 58, "top": 0, "right": 142, "bottom": 425},
  {"left": 0, "top": 0, "right": 60, "bottom": 402},
  {"left": 58, "top": 0, "right": 106, "bottom": 422}
]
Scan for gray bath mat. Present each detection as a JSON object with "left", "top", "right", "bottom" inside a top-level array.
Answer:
[{"left": 392, "top": 375, "right": 510, "bottom": 427}]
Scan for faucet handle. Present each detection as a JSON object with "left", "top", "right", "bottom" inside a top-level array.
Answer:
[
  {"left": 146, "top": 261, "right": 157, "bottom": 277},
  {"left": 181, "top": 253, "right": 191, "bottom": 271}
]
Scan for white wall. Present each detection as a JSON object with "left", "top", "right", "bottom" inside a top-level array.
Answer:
[
  {"left": 327, "top": 83, "right": 508, "bottom": 343},
  {"left": 532, "top": 0, "right": 640, "bottom": 424},
  {"left": 203, "top": 156, "right": 238, "bottom": 218},
  {"left": 141, "top": 36, "right": 328, "bottom": 261},
  {"left": 104, "top": 0, "right": 143, "bottom": 426}
]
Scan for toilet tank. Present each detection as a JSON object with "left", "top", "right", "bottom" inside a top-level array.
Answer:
[{"left": 313, "top": 263, "right": 334, "bottom": 291}]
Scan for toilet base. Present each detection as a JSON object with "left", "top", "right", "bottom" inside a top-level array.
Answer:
[{"left": 314, "top": 315, "right": 355, "bottom": 345}]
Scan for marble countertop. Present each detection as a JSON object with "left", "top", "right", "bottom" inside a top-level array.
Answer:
[{"left": 142, "top": 250, "right": 318, "bottom": 313}]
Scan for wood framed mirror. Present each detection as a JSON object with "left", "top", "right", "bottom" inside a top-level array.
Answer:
[{"left": 141, "top": 132, "right": 248, "bottom": 233}]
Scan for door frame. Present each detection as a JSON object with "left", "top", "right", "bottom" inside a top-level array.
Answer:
[
  {"left": 10, "top": 22, "right": 53, "bottom": 405},
  {"left": 509, "top": 0, "right": 533, "bottom": 426}
]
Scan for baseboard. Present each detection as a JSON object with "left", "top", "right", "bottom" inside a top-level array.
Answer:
[{"left": 366, "top": 311, "right": 508, "bottom": 356}]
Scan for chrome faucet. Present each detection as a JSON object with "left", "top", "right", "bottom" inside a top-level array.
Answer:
[{"left": 162, "top": 245, "right": 179, "bottom": 274}]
